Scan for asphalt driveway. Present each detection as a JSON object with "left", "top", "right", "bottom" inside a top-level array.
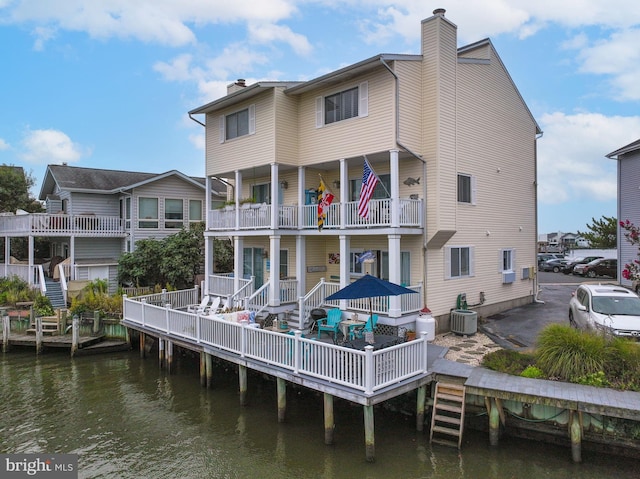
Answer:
[{"left": 480, "top": 271, "right": 619, "bottom": 351}]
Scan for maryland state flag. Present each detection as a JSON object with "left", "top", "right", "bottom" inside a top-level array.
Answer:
[{"left": 317, "top": 178, "right": 335, "bottom": 231}]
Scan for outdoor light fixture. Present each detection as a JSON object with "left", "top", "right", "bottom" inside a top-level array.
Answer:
[
  {"left": 333, "top": 180, "right": 340, "bottom": 189},
  {"left": 280, "top": 180, "right": 288, "bottom": 189}
]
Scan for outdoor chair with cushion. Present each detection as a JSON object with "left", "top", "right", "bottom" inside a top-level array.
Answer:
[
  {"left": 316, "top": 308, "right": 342, "bottom": 342},
  {"left": 187, "top": 295, "right": 212, "bottom": 314}
]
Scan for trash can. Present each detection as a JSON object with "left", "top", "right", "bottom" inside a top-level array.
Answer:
[{"left": 416, "top": 306, "right": 436, "bottom": 341}]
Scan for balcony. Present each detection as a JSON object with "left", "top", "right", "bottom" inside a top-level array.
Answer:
[
  {"left": 207, "top": 198, "right": 423, "bottom": 231},
  {"left": 0, "top": 213, "right": 125, "bottom": 237}
]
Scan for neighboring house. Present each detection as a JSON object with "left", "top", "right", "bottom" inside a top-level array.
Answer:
[
  {"left": 0, "top": 164, "right": 226, "bottom": 299},
  {"left": 188, "top": 9, "right": 541, "bottom": 331},
  {"left": 606, "top": 138, "right": 640, "bottom": 287}
]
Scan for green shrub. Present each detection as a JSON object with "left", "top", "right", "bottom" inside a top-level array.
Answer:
[
  {"left": 69, "top": 279, "right": 123, "bottom": 318},
  {"left": 574, "top": 371, "right": 610, "bottom": 388},
  {"left": 536, "top": 324, "right": 617, "bottom": 381},
  {"left": 520, "top": 366, "right": 545, "bottom": 379},
  {"left": 482, "top": 349, "right": 535, "bottom": 375},
  {"left": 33, "top": 294, "right": 54, "bottom": 317},
  {"left": 0, "top": 275, "right": 35, "bottom": 306}
]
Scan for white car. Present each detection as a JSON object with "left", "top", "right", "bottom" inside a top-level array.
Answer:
[{"left": 569, "top": 284, "right": 640, "bottom": 339}]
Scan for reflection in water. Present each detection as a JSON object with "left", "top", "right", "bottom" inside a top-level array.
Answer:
[{"left": 0, "top": 350, "right": 637, "bottom": 479}]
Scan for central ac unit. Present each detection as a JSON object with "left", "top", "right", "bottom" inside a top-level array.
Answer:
[{"left": 450, "top": 309, "right": 478, "bottom": 336}]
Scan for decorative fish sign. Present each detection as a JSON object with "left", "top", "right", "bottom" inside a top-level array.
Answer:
[
  {"left": 357, "top": 250, "right": 376, "bottom": 264},
  {"left": 403, "top": 177, "right": 420, "bottom": 186}
]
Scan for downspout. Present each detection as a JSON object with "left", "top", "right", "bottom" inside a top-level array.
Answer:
[{"left": 379, "top": 58, "right": 429, "bottom": 308}]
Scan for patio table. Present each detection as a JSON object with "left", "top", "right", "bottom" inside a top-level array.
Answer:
[{"left": 343, "top": 334, "right": 401, "bottom": 351}]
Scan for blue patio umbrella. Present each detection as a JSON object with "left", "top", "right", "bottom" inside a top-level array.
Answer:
[{"left": 325, "top": 274, "right": 418, "bottom": 316}]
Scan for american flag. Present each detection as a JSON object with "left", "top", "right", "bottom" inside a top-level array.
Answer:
[{"left": 357, "top": 158, "right": 379, "bottom": 219}]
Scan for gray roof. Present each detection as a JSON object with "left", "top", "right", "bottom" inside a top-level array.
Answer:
[
  {"left": 606, "top": 138, "right": 640, "bottom": 159},
  {"left": 39, "top": 164, "right": 226, "bottom": 200}
]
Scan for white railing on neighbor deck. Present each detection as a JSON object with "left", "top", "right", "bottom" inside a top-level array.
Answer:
[
  {"left": 122, "top": 296, "right": 429, "bottom": 395},
  {"left": 58, "top": 264, "right": 68, "bottom": 305},
  {"left": 209, "top": 274, "right": 252, "bottom": 299},
  {"left": 298, "top": 279, "right": 341, "bottom": 327},
  {"left": 322, "top": 281, "right": 423, "bottom": 316},
  {"left": 245, "top": 282, "right": 269, "bottom": 314},
  {"left": 207, "top": 198, "right": 422, "bottom": 231},
  {"left": 279, "top": 278, "right": 298, "bottom": 304},
  {"left": 0, "top": 213, "right": 124, "bottom": 236}
]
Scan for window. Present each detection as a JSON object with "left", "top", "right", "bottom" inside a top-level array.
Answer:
[
  {"left": 501, "top": 249, "right": 515, "bottom": 272},
  {"left": 138, "top": 197, "right": 158, "bottom": 228},
  {"left": 219, "top": 105, "right": 256, "bottom": 142},
  {"left": 349, "top": 252, "right": 364, "bottom": 275},
  {"left": 316, "top": 82, "right": 368, "bottom": 127},
  {"left": 251, "top": 183, "right": 270, "bottom": 204},
  {"left": 189, "top": 200, "right": 202, "bottom": 222},
  {"left": 446, "top": 246, "right": 475, "bottom": 279},
  {"left": 280, "top": 249, "right": 288, "bottom": 279},
  {"left": 165, "top": 199, "right": 183, "bottom": 229},
  {"left": 457, "top": 173, "right": 477, "bottom": 204},
  {"left": 350, "top": 174, "right": 390, "bottom": 201}
]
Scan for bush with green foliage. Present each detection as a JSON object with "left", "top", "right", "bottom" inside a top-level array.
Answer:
[
  {"left": 520, "top": 365, "right": 545, "bottom": 379},
  {"left": 69, "top": 279, "right": 122, "bottom": 318},
  {"left": 481, "top": 349, "right": 536, "bottom": 375},
  {"left": 33, "top": 294, "right": 54, "bottom": 317},
  {"left": 0, "top": 275, "right": 35, "bottom": 305}
]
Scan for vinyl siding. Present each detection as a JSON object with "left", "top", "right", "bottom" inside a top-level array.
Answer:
[
  {"left": 395, "top": 60, "right": 423, "bottom": 153},
  {"left": 618, "top": 152, "right": 640, "bottom": 287},
  {"left": 206, "top": 89, "right": 276, "bottom": 176},
  {"left": 69, "top": 193, "right": 120, "bottom": 216},
  {"left": 274, "top": 89, "right": 299, "bottom": 166},
  {"left": 297, "top": 69, "right": 396, "bottom": 165},
  {"left": 75, "top": 237, "right": 123, "bottom": 259}
]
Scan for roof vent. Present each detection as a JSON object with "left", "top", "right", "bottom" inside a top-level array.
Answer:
[
  {"left": 235, "top": 79, "right": 246, "bottom": 87},
  {"left": 433, "top": 8, "right": 446, "bottom": 16}
]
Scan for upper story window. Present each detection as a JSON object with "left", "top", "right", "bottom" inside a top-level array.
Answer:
[
  {"left": 350, "top": 173, "right": 390, "bottom": 201},
  {"left": 219, "top": 104, "right": 256, "bottom": 143},
  {"left": 139, "top": 197, "right": 158, "bottom": 229},
  {"left": 251, "top": 183, "right": 270, "bottom": 204},
  {"left": 189, "top": 200, "right": 202, "bottom": 222},
  {"left": 501, "top": 248, "right": 515, "bottom": 272},
  {"left": 165, "top": 199, "right": 183, "bottom": 229},
  {"left": 316, "top": 82, "right": 368, "bottom": 128},
  {"left": 457, "top": 173, "right": 477, "bottom": 205},
  {"left": 446, "top": 246, "right": 475, "bottom": 279}
]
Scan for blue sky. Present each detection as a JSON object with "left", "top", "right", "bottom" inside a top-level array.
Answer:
[{"left": 1, "top": 1, "right": 640, "bottom": 235}]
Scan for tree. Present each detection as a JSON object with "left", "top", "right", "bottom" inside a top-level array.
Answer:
[
  {"left": 0, "top": 164, "right": 43, "bottom": 213},
  {"left": 577, "top": 216, "right": 617, "bottom": 249},
  {"left": 620, "top": 220, "right": 640, "bottom": 282}
]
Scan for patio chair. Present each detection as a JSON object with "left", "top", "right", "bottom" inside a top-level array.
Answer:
[
  {"left": 316, "top": 308, "right": 342, "bottom": 341},
  {"left": 187, "top": 295, "right": 211, "bottom": 314},
  {"left": 352, "top": 314, "right": 379, "bottom": 339}
]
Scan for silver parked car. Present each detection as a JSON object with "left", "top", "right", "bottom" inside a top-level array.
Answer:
[{"left": 569, "top": 284, "right": 640, "bottom": 339}]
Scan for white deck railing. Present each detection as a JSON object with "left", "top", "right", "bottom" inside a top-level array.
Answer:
[
  {"left": 0, "top": 213, "right": 124, "bottom": 236},
  {"left": 207, "top": 198, "right": 422, "bottom": 231},
  {"left": 122, "top": 295, "right": 429, "bottom": 395}
]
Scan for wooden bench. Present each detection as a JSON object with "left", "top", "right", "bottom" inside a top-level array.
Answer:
[{"left": 26, "top": 316, "right": 60, "bottom": 335}]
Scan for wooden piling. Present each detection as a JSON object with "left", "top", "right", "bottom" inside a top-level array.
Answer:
[
  {"left": 70, "top": 316, "right": 79, "bottom": 357},
  {"left": 200, "top": 352, "right": 207, "bottom": 387},
  {"left": 570, "top": 410, "right": 582, "bottom": 463},
  {"left": 2, "top": 313, "right": 10, "bottom": 353},
  {"left": 166, "top": 341, "right": 173, "bottom": 374},
  {"left": 139, "top": 332, "right": 145, "bottom": 358},
  {"left": 158, "top": 339, "right": 165, "bottom": 369},
  {"left": 277, "top": 377, "right": 286, "bottom": 422},
  {"left": 488, "top": 397, "right": 501, "bottom": 446},
  {"left": 239, "top": 365, "right": 247, "bottom": 405},
  {"left": 93, "top": 311, "right": 100, "bottom": 334},
  {"left": 364, "top": 404, "right": 375, "bottom": 462},
  {"left": 206, "top": 353, "right": 213, "bottom": 388},
  {"left": 323, "top": 393, "right": 334, "bottom": 445},
  {"left": 416, "top": 385, "right": 426, "bottom": 431},
  {"left": 35, "top": 317, "right": 43, "bottom": 355}
]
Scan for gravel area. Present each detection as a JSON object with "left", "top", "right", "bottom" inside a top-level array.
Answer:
[{"left": 431, "top": 331, "right": 502, "bottom": 366}]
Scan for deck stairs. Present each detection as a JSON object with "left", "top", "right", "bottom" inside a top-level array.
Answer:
[
  {"left": 44, "top": 278, "right": 66, "bottom": 309},
  {"left": 429, "top": 382, "right": 466, "bottom": 448}
]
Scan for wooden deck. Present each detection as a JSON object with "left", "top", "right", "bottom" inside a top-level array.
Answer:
[{"left": 5, "top": 332, "right": 120, "bottom": 351}]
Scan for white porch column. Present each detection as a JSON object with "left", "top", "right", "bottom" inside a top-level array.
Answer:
[
  {"left": 269, "top": 235, "right": 281, "bottom": 306},
  {"left": 297, "top": 167, "right": 306, "bottom": 229},
  {"left": 296, "top": 235, "right": 306, "bottom": 297},
  {"left": 234, "top": 236, "right": 243, "bottom": 294},
  {"left": 270, "top": 163, "right": 279, "bottom": 230},
  {"left": 69, "top": 236, "right": 75, "bottom": 281},
  {"left": 339, "top": 235, "right": 350, "bottom": 310},
  {"left": 204, "top": 236, "right": 212, "bottom": 294},
  {"left": 390, "top": 149, "right": 400, "bottom": 228},
  {"left": 339, "top": 158, "right": 347, "bottom": 229},
  {"left": 234, "top": 170, "right": 242, "bottom": 230},
  {"left": 4, "top": 236, "right": 9, "bottom": 275},
  {"left": 205, "top": 176, "right": 212, "bottom": 230},
  {"left": 388, "top": 234, "right": 402, "bottom": 317},
  {"left": 28, "top": 235, "right": 34, "bottom": 285}
]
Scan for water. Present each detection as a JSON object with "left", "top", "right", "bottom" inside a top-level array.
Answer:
[{"left": 1, "top": 349, "right": 638, "bottom": 479}]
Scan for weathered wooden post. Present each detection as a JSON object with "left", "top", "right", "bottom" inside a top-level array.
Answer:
[
  {"left": 487, "top": 397, "right": 502, "bottom": 446},
  {"left": 239, "top": 365, "right": 248, "bottom": 405},
  {"left": 139, "top": 332, "right": 146, "bottom": 358},
  {"left": 416, "top": 385, "right": 426, "bottom": 431},
  {"left": 200, "top": 352, "right": 207, "bottom": 387},
  {"left": 35, "top": 316, "right": 43, "bottom": 355},
  {"left": 570, "top": 410, "right": 582, "bottom": 463},
  {"left": 2, "top": 309, "right": 10, "bottom": 353},
  {"left": 93, "top": 311, "right": 100, "bottom": 334},
  {"left": 158, "top": 338, "right": 165, "bottom": 369},
  {"left": 206, "top": 353, "right": 213, "bottom": 388},
  {"left": 364, "top": 404, "right": 375, "bottom": 462},
  {"left": 323, "top": 393, "right": 334, "bottom": 445},
  {"left": 277, "top": 377, "right": 286, "bottom": 422},
  {"left": 166, "top": 340, "right": 173, "bottom": 374},
  {"left": 71, "top": 315, "right": 79, "bottom": 357}
]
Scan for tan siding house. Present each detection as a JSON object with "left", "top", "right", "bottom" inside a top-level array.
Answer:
[{"left": 189, "top": 9, "right": 541, "bottom": 333}]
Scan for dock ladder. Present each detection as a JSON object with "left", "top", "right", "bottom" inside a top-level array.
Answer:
[{"left": 429, "top": 381, "right": 466, "bottom": 448}]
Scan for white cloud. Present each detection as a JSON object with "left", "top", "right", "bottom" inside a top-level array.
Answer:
[
  {"left": 537, "top": 112, "right": 640, "bottom": 204},
  {"left": 19, "top": 128, "right": 89, "bottom": 165},
  {"left": 0, "top": 138, "right": 9, "bottom": 150},
  {"left": 248, "top": 22, "right": 312, "bottom": 56}
]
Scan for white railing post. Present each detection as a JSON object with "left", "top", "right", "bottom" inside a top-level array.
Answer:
[
  {"left": 421, "top": 333, "right": 429, "bottom": 372},
  {"left": 196, "top": 315, "right": 201, "bottom": 343},
  {"left": 364, "top": 345, "right": 374, "bottom": 395},
  {"left": 165, "top": 303, "right": 171, "bottom": 333},
  {"left": 293, "top": 330, "right": 302, "bottom": 374},
  {"left": 240, "top": 321, "right": 247, "bottom": 358}
]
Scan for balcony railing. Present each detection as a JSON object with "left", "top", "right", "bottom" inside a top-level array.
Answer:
[
  {"left": 0, "top": 213, "right": 125, "bottom": 236},
  {"left": 207, "top": 198, "right": 422, "bottom": 231}
]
